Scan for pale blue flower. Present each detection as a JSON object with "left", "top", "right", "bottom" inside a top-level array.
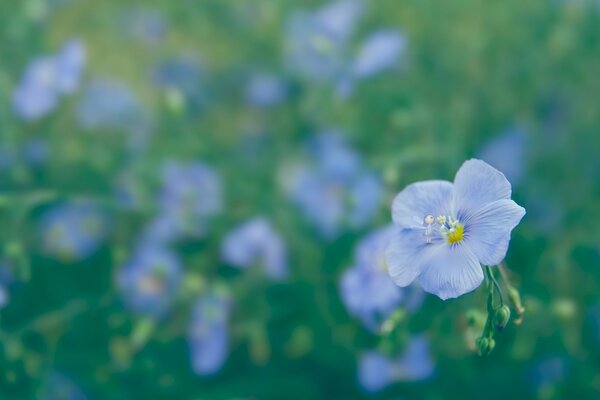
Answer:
[
  {"left": 150, "top": 55, "right": 205, "bottom": 113},
  {"left": 158, "top": 161, "right": 223, "bottom": 239},
  {"left": 0, "top": 285, "right": 8, "bottom": 309},
  {"left": 285, "top": 132, "right": 382, "bottom": 239},
  {"left": 245, "top": 72, "right": 287, "bottom": 108},
  {"left": 386, "top": 159, "right": 525, "bottom": 300},
  {"left": 117, "top": 244, "right": 182, "bottom": 319},
  {"left": 76, "top": 78, "right": 143, "bottom": 131},
  {"left": 221, "top": 217, "right": 288, "bottom": 280},
  {"left": 285, "top": 0, "right": 363, "bottom": 83},
  {"left": 352, "top": 29, "right": 407, "bottom": 78},
  {"left": 123, "top": 8, "right": 168, "bottom": 44},
  {"left": 529, "top": 357, "right": 567, "bottom": 394},
  {"left": 23, "top": 138, "right": 50, "bottom": 166},
  {"left": 39, "top": 371, "right": 87, "bottom": 400},
  {"left": 341, "top": 226, "right": 424, "bottom": 331},
  {"left": 12, "top": 39, "right": 85, "bottom": 120},
  {"left": 478, "top": 126, "right": 528, "bottom": 186},
  {"left": 38, "top": 202, "right": 110, "bottom": 262},
  {"left": 188, "top": 288, "right": 232, "bottom": 375},
  {"left": 358, "top": 336, "right": 434, "bottom": 392}
]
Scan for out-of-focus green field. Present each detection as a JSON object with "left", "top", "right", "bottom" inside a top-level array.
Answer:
[{"left": 1, "top": 0, "right": 600, "bottom": 399}]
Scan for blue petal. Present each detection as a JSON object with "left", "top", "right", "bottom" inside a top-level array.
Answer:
[
  {"left": 463, "top": 199, "right": 526, "bottom": 266},
  {"left": 394, "top": 335, "right": 435, "bottom": 381},
  {"left": 385, "top": 227, "right": 441, "bottom": 287},
  {"left": 453, "top": 159, "right": 511, "bottom": 219},
  {"left": 418, "top": 244, "right": 483, "bottom": 300},
  {"left": 391, "top": 180, "right": 453, "bottom": 228}
]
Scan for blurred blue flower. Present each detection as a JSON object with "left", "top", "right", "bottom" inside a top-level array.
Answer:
[
  {"left": 38, "top": 203, "right": 110, "bottom": 262},
  {"left": 117, "top": 244, "right": 182, "bottom": 319},
  {"left": 221, "top": 217, "right": 288, "bottom": 280},
  {"left": 245, "top": 72, "right": 287, "bottom": 108},
  {"left": 284, "top": 132, "right": 382, "bottom": 239},
  {"left": 358, "top": 336, "right": 434, "bottom": 392},
  {"left": 478, "top": 126, "right": 528, "bottom": 186},
  {"left": 188, "top": 288, "right": 232, "bottom": 375},
  {"left": 285, "top": 0, "right": 363, "bottom": 83},
  {"left": 386, "top": 159, "right": 525, "bottom": 300},
  {"left": 158, "top": 161, "right": 223, "bottom": 239},
  {"left": 124, "top": 8, "right": 168, "bottom": 44},
  {"left": 529, "top": 357, "right": 567, "bottom": 394},
  {"left": 23, "top": 138, "right": 50, "bottom": 166},
  {"left": 39, "top": 371, "right": 87, "bottom": 400},
  {"left": 12, "top": 39, "right": 85, "bottom": 120},
  {"left": 352, "top": 29, "right": 407, "bottom": 78},
  {"left": 150, "top": 55, "right": 204, "bottom": 113},
  {"left": 0, "top": 285, "right": 8, "bottom": 309},
  {"left": 76, "top": 78, "right": 144, "bottom": 131},
  {"left": 341, "top": 226, "right": 424, "bottom": 331}
]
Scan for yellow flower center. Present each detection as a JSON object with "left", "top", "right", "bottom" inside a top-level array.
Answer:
[{"left": 446, "top": 223, "right": 464, "bottom": 244}]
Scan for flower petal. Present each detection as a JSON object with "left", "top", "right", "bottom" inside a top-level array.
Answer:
[
  {"left": 418, "top": 244, "right": 483, "bottom": 300},
  {"left": 391, "top": 180, "right": 453, "bottom": 228},
  {"left": 452, "top": 159, "right": 511, "bottom": 219},
  {"left": 463, "top": 199, "right": 526, "bottom": 266},
  {"left": 385, "top": 227, "right": 440, "bottom": 287}
]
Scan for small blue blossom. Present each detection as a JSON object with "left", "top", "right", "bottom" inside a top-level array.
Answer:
[
  {"left": 478, "top": 126, "right": 528, "bottom": 186},
  {"left": 158, "top": 161, "right": 223, "bottom": 239},
  {"left": 358, "top": 336, "right": 434, "bottom": 392},
  {"left": 23, "top": 138, "right": 50, "bottom": 166},
  {"left": 188, "top": 288, "right": 232, "bottom": 376},
  {"left": 150, "top": 55, "right": 205, "bottom": 113},
  {"left": 245, "top": 72, "right": 287, "bottom": 108},
  {"left": 284, "top": 132, "right": 382, "bottom": 239},
  {"left": 38, "top": 202, "right": 111, "bottom": 262},
  {"left": 284, "top": 0, "right": 363, "bottom": 83},
  {"left": 39, "top": 371, "right": 87, "bottom": 400},
  {"left": 0, "top": 285, "right": 8, "bottom": 309},
  {"left": 117, "top": 244, "right": 182, "bottom": 319},
  {"left": 12, "top": 39, "right": 85, "bottom": 120},
  {"left": 221, "top": 217, "right": 288, "bottom": 280},
  {"left": 529, "top": 357, "right": 567, "bottom": 395},
  {"left": 386, "top": 159, "right": 525, "bottom": 300},
  {"left": 123, "top": 8, "right": 168, "bottom": 44},
  {"left": 352, "top": 29, "right": 407, "bottom": 78},
  {"left": 76, "top": 78, "right": 144, "bottom": 131},
  {"left": 341, "top": 226, "right": 424, "bottom": 331}
]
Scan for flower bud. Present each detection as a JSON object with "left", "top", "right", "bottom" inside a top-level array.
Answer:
[
  {"left": 494, "top": 305, "right": 511, "bottom": 331},
  {"left": 477, "top": 336, "right": 495, "bottom": 356},
  {"left": 507, "top": 286, "right": 525, "bottom": 315}
]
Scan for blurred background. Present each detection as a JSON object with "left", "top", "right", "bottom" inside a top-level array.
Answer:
[{"left": 1, "top": 0, "right": 600, "bottom": 398}]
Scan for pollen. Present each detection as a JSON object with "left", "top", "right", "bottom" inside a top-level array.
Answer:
[{"left": 446, "top": 224, "right": 464, "bottom": 244}]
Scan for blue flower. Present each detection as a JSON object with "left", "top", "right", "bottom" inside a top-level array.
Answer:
[
  {"left": 157, "top": 161, "right": 223, "bottom": 239},
  {"left": 341, "top": 226, "right": 424, "bottom": 331},
  {"left": 123, "top": 8, "right": 168, "bottom": 44},
  {"left": 12, "top": 39, "right": 85, "bottom": 120},
  {"left": 358, "top": 336, "right": 434, "bottom": 392},
  {"left": 39, "top": 371, "right": 87, "bottom": 400},
  {"left": 188, "top": 288, "right": 232, "bottom": 375},
  {"left": 221, "top": 217, "right": 288, "bottom": 280},
  {"left": 284, "top": 132, "right": 382, "bottom": 239},
  {"left": 385, "top": 159, "right": 525, "bottom": 300},
  {"left": 23, "top": 138, "right": 50, "bottom": 166},
  {"left": 38, "top": 203, "right": 111, "bottom": 262},
  {"left": 352, "top": 29, "right": 407, "bottom": 78},
  {"left": 117, "top": 244, "right": 182, "bottom": 319},
  {"left": 245, "top": 72, "right": 287, "bottom": 108},
  {"left": 478, "top": 126, "right": 528, "bottom": 186},
  {"left": 76, "top": 78, "right": 144, "bottom": 131},
  {"left": 284, "top": 0, "right": 363, "bottom": 83},
  {"left": 150, "top": 55, "right": 205, "bottom": 113}
]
